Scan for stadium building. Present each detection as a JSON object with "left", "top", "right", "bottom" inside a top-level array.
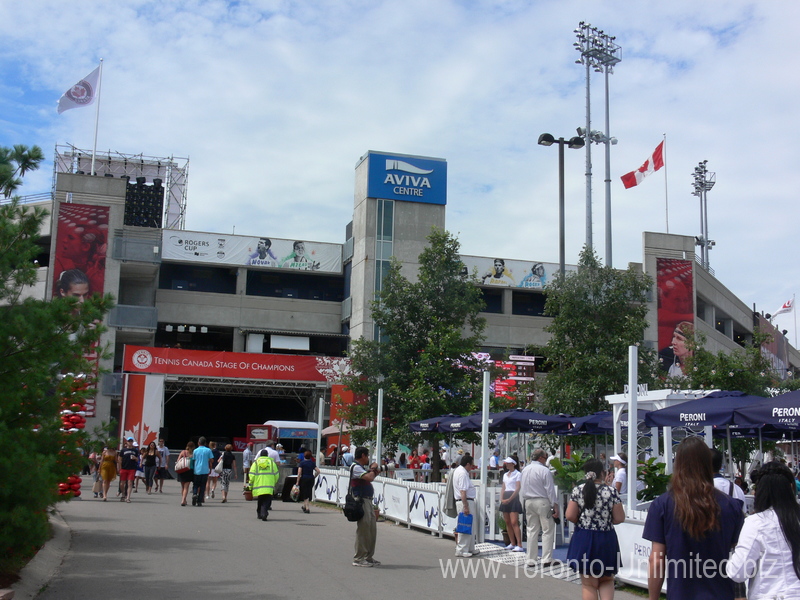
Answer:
[{"left": 26, "top": 147, "right": 799, "bottom": 448}]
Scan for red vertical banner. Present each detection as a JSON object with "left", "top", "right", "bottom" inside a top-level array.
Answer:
[
  {"left": 121, "top": 374, "right": 164, "bottom": 447},
  {"left": 330, "top": 384, "right": 356, "bottom": 424},
  {"left": 328, "top": 384, "right": 358, "bottom": 447},
  {"left": 52, "top": 202, "right": 109, "bottom": 416},
  {"left": 656, "top": 258, "right": 694, "bottom": 377},
  {"left": 52, "top": 203, "right": 109, "bottom": 298}
]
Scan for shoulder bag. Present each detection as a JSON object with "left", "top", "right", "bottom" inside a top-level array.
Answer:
[
  {"left": 343, "top": 464, "right": 365, "bottom": 522},
  {"left": 175, "top": 455, "right": 190, "bottom": 473}
]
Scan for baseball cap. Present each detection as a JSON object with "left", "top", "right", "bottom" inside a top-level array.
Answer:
[
  {"left": 502, "top": 457, "right": 516, "bottom": 465},
  {"left": 126, "top": 437, "right": 134, "bottom": 441}
]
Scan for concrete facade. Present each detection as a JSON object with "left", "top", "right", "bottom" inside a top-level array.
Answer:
[{"left": 19, "top": 150, "right": 797, "bottom": 433}]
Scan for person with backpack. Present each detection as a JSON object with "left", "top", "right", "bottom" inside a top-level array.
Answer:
[{"left": 350, "top": 447, "right": 381, "bottom": 567}]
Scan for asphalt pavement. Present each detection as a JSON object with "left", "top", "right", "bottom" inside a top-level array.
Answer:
[{"left": 12, "top": 482, "right": 644, "bottom": 600}]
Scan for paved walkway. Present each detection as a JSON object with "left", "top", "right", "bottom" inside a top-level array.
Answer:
[{"left": 12, "top": 483, "right": 644, "bottom": 600}]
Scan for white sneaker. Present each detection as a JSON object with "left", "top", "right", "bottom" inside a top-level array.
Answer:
[
  {"left": 513, "top": 546, "right": 525, "bottom": 552},
  {"left": 504, "top": 544, "right": 514, "bottom": 550},
  {"left": 455, "top": 552, "right": 473, "bottom": 558},
  {"left": 352, "top": 560, "right": 373, "bottom": 567}
]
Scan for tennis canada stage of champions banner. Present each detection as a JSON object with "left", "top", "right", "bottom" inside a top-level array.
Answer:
[{"left": 123, "top": 346, "right": 351, "bottom": 383}]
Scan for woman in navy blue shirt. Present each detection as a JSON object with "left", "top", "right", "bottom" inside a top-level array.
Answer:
[
  {"left": 297, "top": 451, "right": 320, "bottom": 514},
  {"left": 643, "top": 437, "right": 744, "bottom": 600}
]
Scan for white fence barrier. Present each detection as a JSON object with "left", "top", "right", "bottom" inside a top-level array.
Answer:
[{"left": 313, "top": 467, "right": 496, "bottom": 539}]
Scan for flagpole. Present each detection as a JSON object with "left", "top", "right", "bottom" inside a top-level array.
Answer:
[
  {"left": 662, "top": 133, "right": 669, "bottom": 233},
  {"left": 793, "top": 293, "right": 797, "bottom": 349},
  {"left": 90, "top": 59, "right": 103, "bottom": 177}
]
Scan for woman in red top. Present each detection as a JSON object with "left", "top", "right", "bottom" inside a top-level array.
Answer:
[{"left": 408, "top": 449, "right": 421, "bottom": 481}]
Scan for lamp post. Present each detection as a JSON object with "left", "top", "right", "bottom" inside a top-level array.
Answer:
[
  {"left": 574, "top": 22, "right": 621, "bottom": 261},
  {"left": 538, "top": 133, "right": 585, "bottom": 277},
  {"left": 692, "top": 160, "right": 716, "bottom": 270}
]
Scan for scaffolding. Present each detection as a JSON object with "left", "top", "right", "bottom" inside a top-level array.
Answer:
[{"left": 53, "top": 144, "right": 189, "bottom": 230}]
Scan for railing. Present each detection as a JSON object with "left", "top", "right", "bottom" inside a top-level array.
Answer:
[
  {"left": 1, "top": 192, "right": 52, "bottom": 205},
  {"left": 311, "top": 467, "right": 520, "bottom": 542},
  {"left": 101, "top": 373, "right": 124, "bottom": 396},
  {"left": 112, "top": 230, "right": 162, "bottom": 263},
  {"left": 107, "top": 305, "right": 158, "bottom": 330}
]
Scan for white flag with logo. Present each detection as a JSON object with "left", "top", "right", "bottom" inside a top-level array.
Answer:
[
  {"left": 773, "top": 299, "right": 794, "bottom": 318},
  {"left": 57, "top": 66, "right": 100, "bottom": 114}
]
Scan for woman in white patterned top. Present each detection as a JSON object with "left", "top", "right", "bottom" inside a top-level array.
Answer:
[{"left": 565, "top": 458, "right": 625, "bottom": 600}]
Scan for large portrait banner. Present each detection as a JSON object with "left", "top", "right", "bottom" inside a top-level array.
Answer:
[
  {"left": 656, "top": 258, "right": 694, "bottom": 378},
  {"left": 161, "top": 230, "right": 342, "bottom": 274}
]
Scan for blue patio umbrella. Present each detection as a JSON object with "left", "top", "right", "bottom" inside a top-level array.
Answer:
[
  {"left": 409, "top": 414, "right": 458, "bottom": 433},
  {"left": 437, "top": 413, "right": 483, "bottom": 433},
  {"left": 486, "top": 408, "right": 572, "bottom": 433},
  {"left": 712, "top": 424, "right": 786, "bottom": 439},
  {"left": 565, "top": 412, "right": 612, "bottom": 435},
  {"left": 732, "top": 389, "right": 800, "bottom": 431},
  {"left": 597, "top": 409, "right": 650, "bottom": 433},
  {"left": 644, "top": 390, "right": 769, "bottom": 428}
]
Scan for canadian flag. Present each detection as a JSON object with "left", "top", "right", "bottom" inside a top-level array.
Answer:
[
  {"left": 620, "top": 142, "right": 665, "bottom": 189},
  {"left": 773, "top": 299, "right": 794, "bottom": 318}
]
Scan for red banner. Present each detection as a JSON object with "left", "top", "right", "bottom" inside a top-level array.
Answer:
[
  {"left": 656, "top": 258, "right": 694, "bottom": 377},
  {"left": 53, "top": 203, "right": 109, "bottom": 298},
  {"left": 123, "top": 345, "right": 351, "bottom": 382},
  {"left": 53, "top": 203, "right": 109, "bottom": 416}
]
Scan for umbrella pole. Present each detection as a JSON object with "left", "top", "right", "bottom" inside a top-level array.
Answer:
[
  {"left": 726, "top": 426, "right": 734, "bottom": 480},
  {"left": 758, "top": 427, "right": 763, "bottom": 469}
]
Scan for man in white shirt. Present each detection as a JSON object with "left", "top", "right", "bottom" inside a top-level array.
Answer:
[
  {"left": 711, "top": 449, "right": 746, "bottom": 600},
  {"left": 711, "top": 448, "right": 746, "bottom": 509},
  {"left": 452, "top": 454, "right": 480, "bottom": 558},
  {"left": 520, "top": 448, "right": 559, "bottom": 567},
  {"left": 243, "top": 443, "right": 254, "bottom": 483},
  {"left": 155, "top": 439, "right": 170, "bottom": 493},
  {"left": 255, "top": 440, "right": 280, "bottom": 462},
  {"left": 341, "top": 446, "right": 354, "bottom": 467},
  {"left": 488, "top": 449, "right": 501, "bottom": 469}
]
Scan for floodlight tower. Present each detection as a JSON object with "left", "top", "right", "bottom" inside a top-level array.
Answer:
[
  {"left": 574, "top": 22, "right": 621, "bottom": 262},
  {"left": 692, "top": 160, "right": 716, "bottom": 270}
]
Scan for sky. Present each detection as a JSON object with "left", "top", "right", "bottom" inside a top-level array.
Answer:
[{"left": 1, "top": 0, "right": 798, "bottom": 337}]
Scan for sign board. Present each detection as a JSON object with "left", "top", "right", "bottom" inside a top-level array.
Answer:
[
  {"left": 161, "top": 230, "right": 343, "bottom": 273},
  {"left": 365, "top": 151, "right": 447, "bottom": 205},
  {"left": 408, "top": 487, "right": 441, "bottom": 532},
  {"left": 461, "top": 255, "right": 576, "bottom": 289},
  {"left": 123, "top": 346, "right": 351, "bottom": 383}
]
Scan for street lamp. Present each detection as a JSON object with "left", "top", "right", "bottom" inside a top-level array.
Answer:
[
  {"left": 574, "top": 22, "right": 621, "bottom": 261},
  {"left": 692, "top": 160, "right": 716, "bottom": 271},
  {"left": 538, "top": 133, "right": 585, "bottom": 277}
]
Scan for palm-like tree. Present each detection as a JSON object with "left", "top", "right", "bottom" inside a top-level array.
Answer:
[{"left": 0, "top": 145, "right": 45, "bottom": 198}]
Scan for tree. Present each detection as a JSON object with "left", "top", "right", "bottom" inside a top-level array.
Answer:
[
  {"left": 0, "top": 195, "right": 113, "bottom": 575},
  {"left": 0, "top": 145, "right": 44, "bottom": 198},
  {"left": 672, "top": 328, "right": 784, "bottom": 476},
  {"left": 341, "top": 228, "right": 489, "bottom": 477},
  {"left": 540, "top": 247, "right": 657, "bottom": 416}
]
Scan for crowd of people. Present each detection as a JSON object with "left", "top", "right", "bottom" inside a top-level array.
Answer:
[
  {"left": 84, "top": 434, "right": 800, "bottom": 598},
  {"left": 448, "top": 440, "right": 800, "bottom": 600},
  {"left": 89, "top": 438, "right": 171, "bottom": 502},
  {"left": 88, "top": 436, "right": 243, "bottom": 506}
]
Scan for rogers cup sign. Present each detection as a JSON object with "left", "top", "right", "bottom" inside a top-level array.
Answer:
[{"left": 123, "top": 346, "right": 351, "bottom": 383}]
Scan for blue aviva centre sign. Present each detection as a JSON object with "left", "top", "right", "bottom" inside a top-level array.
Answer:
[{"left": 366, "top": 151, "right": 447, "bottom": 205}]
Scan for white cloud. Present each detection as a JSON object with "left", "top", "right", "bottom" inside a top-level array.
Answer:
[{"left": 1, "top": 0, "right": 798, "bottom": 315}]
